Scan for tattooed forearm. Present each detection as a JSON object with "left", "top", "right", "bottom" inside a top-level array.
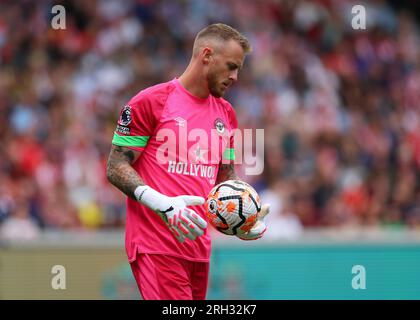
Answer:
[
  {"left": 216, "top": 163, "right": 238, "bottom": 184},
  {"left": 106, "top": 145, "right": 144, "bottom": 200}
]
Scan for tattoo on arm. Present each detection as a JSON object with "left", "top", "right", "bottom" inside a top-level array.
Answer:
[
  {"left": 216, "top": 163, "right": 238, "bottom": 184},
  {"left": 106, "top": 145, "right": 143, "bottom": 200}
]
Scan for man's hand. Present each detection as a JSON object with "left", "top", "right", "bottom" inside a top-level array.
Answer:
[
  {"left": 155, "top": 195, "right": 207, "bottom": 243},
  {"left": 237, "top": 204, "right": 270, "bottom": 241},
  {"left": 134, "top": 186, "right": 207, "bottom": 243}
]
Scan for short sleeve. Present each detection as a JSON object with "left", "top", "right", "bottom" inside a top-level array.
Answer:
[
  {"left": 112, "top": 82, "right": 173, "bottom": 151},
  {"left": 112, "top": 98, "right": 156, "bottom": 151},
  {"left": 222, "top": 104, "right": 238, "bottom": 162}
]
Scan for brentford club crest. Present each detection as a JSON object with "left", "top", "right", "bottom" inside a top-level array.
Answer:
[
  {"left": 214, "top": 118, "right": 225, "bottom": 134},
  {"left": 118, "top": 105, "right": 132, "bottom": 126}
]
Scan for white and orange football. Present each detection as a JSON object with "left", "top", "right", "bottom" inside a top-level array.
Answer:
[{"left": 205, "top": 180, "right": 261, "bottom": 236}]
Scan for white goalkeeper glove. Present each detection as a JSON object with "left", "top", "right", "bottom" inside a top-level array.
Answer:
[
  {"left": 237, "top": 204, "right": 270, "bottom": 241},
  {"left": 134, "top": 185, "right": 207, "bottom": 243}
]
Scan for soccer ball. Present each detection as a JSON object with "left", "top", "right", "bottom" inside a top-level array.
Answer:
[{"left": 205, "top": 180, "right": 261, "bottom": 236}]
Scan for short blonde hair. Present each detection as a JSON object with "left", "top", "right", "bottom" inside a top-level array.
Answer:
[{"left": 194, "top": 23, "right": 252, "bottom": 55}]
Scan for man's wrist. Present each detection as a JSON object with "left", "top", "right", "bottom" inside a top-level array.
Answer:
[
  {"left": 134, "top": 185, "right": 167, "bottom": 212},
  {"left": 134, "top": 185, "right": 149, "bottom": 202}
]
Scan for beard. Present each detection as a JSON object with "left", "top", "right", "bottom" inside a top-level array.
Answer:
[{"left": 207, "top": 71, "right": 224, "bottom": 98}]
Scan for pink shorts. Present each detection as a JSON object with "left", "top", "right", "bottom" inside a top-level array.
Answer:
[{"left": 130, "top": 253, "right": 210, "bottom": 300}]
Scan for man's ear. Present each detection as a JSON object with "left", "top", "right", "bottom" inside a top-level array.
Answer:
[{"left": 202, "top": 47, "right": 213, "bottom": 65}]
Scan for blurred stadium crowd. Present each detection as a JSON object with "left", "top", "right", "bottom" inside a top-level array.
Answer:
[{"left": 0, "top": 0, "right": 419, "bottom": 240}]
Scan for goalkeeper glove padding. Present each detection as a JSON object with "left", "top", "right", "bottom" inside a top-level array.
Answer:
[
  {"left": 237, "top": 204, "right": 270, "bottom": 241},
  {"left": 134, "top": 185, "right": 207, "bottom": 243}
]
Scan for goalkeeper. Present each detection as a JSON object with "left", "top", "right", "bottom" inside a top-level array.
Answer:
[{"left": 106, "top": 23, "right": 269, "bottom": 300}]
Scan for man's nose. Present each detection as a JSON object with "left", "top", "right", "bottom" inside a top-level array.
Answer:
[{"left": 229, "top": 69, "right": 238, "bottom": 82}]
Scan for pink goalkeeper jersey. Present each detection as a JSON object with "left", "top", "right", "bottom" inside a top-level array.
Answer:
[{"left": 112, "top": 78, "right": 237, "bottom": 262}]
